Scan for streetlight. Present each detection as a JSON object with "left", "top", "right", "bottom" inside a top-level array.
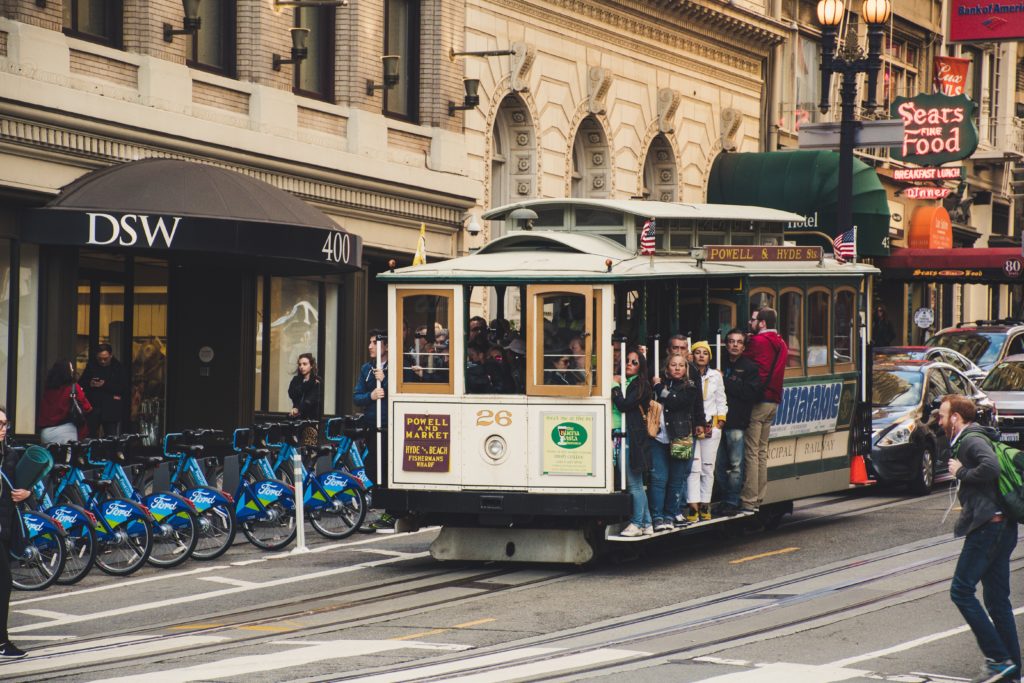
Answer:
[{"left": 817, "top": 0, "right": 892, "bottom": 237}]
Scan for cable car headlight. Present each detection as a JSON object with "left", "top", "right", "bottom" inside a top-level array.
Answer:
[{"left": 484, "top": 435, "right": 507, "bottom": 461}]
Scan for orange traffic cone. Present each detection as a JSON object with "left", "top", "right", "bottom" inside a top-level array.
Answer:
[{"left": 849, "top": 454, "right": 870, "bottom": 485}]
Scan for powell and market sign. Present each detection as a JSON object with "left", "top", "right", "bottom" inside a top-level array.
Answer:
[{"left": 22, "top": 210, "right": 362, "bottom": 269}]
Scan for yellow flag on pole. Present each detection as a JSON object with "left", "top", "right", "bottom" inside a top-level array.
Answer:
[{"left": 412, "top": 223, "right": 427, "bottom": 266}]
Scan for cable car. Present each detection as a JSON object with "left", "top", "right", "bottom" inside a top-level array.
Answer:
[{"left": 375, "top": 199, "right": 876, "bottom": 563}]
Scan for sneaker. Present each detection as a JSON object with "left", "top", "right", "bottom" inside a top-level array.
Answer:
[
  {"left": 642, "top": 525, "right": 655, "bottom": 536},
  {"left": 655, "top": 520, "right": 674, "bottom": 532},
  {"left": 973, "top": 659, "right": 1017, "bottom": 683},
  {"left": 685, "top": 509, "right": 700, "bottom": 523},
  {"left": 619, "top": 523, "right": 642, "bottom": 537},
  {"left": 0, "top": 642, "right": 26, "bottom": 659},
  {"left": 700, "top": 505, "right": 712, "bottom": 521},
  {"left": 718, "top": 504, "right": 741, "bottom": 517},
  {"left": 740, "top": 506, "right": 759, "bottom": 514},
  {"left": 367, "top": 513, "right": 396, "bottom": 531},
  {"left": 674, "top": 514, "right": 691, "bottom": 527}
]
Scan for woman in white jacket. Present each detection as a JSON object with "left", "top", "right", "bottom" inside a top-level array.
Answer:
[{"left": 686, "top": 341, "right": 727, "bottom": 521}]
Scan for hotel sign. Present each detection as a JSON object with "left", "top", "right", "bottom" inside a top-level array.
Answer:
[
  {"left": 891, "top": 93, "right": 979, "bottom": 166},
  {"left": 704, "top": 245, "right": 822, "bottom": 262}
]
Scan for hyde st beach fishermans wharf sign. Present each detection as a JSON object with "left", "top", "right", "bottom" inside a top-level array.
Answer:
[{"left": 890, "top": 93, "right": 979, "bottom": 166}]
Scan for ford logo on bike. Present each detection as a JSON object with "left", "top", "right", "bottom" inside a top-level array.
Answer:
[
  {"left": 106, "top": 501, "right": 133, "bottom": 518},
  {"left": 324, "top": 474, "right": 346, "bottom": 488},
  {"left": 257, "top": 482, "right": 282, "bottom": 498},
  {"left": 190, "top": 491, "right": 216, "bottom": 506},
  {"left": 149, "top": 495, "right": 176, "bottom": 512},
  {"left": 53, "top": 510, "right": 77, "bottom": 526},
  {"left": 24, "top": 518, "right": 44, "bottom": 533}
]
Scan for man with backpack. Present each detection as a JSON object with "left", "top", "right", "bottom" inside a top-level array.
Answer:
[{"left": 939, "top": 394, "right": 1020, "bottom": 683}]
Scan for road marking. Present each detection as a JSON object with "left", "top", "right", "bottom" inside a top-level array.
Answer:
[
  {"left": 198, "top": 576, "right": 259, "bottom": 588},
  {"left": 168, "top": 624, "right": 225, "bottom": 630},
  {"left": 229, "top": 559, "right": 266, "bottom": 567},
  {"left": 353, "top": 548, "right": 422, "bottom": 558},
  {"left": 14, "top": 609, "right": 72, "bottom": 620},
  {"left": 392, "top": 617, "right": 498, "bottom": 641},
  {"left": 0, "top": 635, "right": 228, "bottom": 677},
  {"left": 263, "top": 526, "right": 441, "bottom": 559},
  {"left": 696, "top": 656, "right": 752, "bottom": 666},
  {"left": 13, "top": 635, "right": 74, "bottom": 641},
  {"left": 236, "top": 625, "right": 294, "bottom": 632},
  {"left": 696, "top": 662, "right": 870, "bottom": 681},
  {"left": 455, "top": 618, "right": 496, "bottom": 628},
  {"left": 90, "top": 639, "right": 469, "bottom": 683},
  {"left": 11, "top": 552, "right": 429, "bottom": 634},
  {"left": 10, "top": 565, "right": 229, "bottom": 607},
  {"left": 729, "top": 547, "right": 800, "bottom": 565}
]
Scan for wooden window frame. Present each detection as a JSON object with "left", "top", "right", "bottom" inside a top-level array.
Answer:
[
  {"left": 63, "top": 0, "right": 123, "bottom": 48},
  {"left": 186, "top": 0, "right": 236, "bottom": 76},
  {"left": 590, "top": 291, "right": 603, "bottom": 397},
  {"left": 293, "top": 5, "right": 335, "bottom": 101},
  {"left": 749, "top": 287, "right": 775, "bottom": 315},
  {"left": 526, "top": 284, "right": 593, "bottom": 398},
  {"left": 395, "top": 288, "right": 454, "bottom": 395},
  {"left": 779, "top": 287, "right": 804, "bottom": 378},
  {"left": 833, "top": 286, "right": 857, "bottom": 374},
  {"left": 806, "top": 286, "right": 831, "bottom": 376},
  {"left": 383, "top": 0, "right": 420, "bottom": 123}
]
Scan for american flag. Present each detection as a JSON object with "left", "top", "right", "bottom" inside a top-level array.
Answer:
[
  {"left": 833, "top": 228, "right": 856, "bottom": 263},
  {"left": 639, "top": 218, "right": 656, "bottom": 256}
]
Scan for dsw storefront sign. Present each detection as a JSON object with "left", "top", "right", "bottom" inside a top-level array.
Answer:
[{"left": 87, "top": 213, "right": 180, "bottom": 248}]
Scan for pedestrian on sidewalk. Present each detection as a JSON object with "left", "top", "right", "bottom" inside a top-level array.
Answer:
[
  {"left": 0, "top": 408, "right": 28, "bottom": 659},
  {"left": 940, "top": 394, "right": 1020, "bottom": 683},
  {"left": 353, "top": 330, "right": 394, "bottom": 531}
]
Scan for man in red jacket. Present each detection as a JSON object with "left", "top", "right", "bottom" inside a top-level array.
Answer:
[{"left": 741, "top": 307, "right": 787, "bottom": 512}]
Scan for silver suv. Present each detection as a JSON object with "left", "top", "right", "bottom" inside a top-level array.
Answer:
[{"left": 927, "top": 319, "right": 1024, "bottom": 373}]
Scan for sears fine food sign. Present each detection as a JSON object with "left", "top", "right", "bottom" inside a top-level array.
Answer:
[
  {"left": 890, "top": 93, "right": 979, "bottom": 166},
  {"left": 770, "top": 382, "right": 843, "bottom": 438},
  {"left": 402, "top": 414, "right": 450, "bottom": 472}
]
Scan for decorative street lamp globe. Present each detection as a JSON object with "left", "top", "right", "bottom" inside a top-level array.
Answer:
[
  {"left": 861, "top": 0, "right": 892, "bottom": 25},
  {"left": 817, "top": 0, "right": 845, "bottom": 27}
]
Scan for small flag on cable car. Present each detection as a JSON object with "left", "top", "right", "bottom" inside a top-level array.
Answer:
[
  {"left": 639, "top": 218, "right": 656, "bottom": 256},
  {"left": 412, "top": 223, "right": 428, "bottom": 266},
  {"left": 832, "top": 228, "right": 856, "bottom": 264}
]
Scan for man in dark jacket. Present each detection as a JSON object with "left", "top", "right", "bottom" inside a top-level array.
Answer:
[
  {"left": 715, "top": 329, "right": 762, "bottom": 516},
  {"left": 79, "top": 344, "right": 130, "bottom": 437},
  {"left": 741, "top": 307, "right": 787, "bottom": 512},
  {"left": 353, "top": 330, "right": 393, "bottom": 531},
  {"left": 941, "top": 394, "right": 1020, "bottom": 683}
]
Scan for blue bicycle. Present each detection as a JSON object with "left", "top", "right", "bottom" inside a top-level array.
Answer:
[
  {"left": 227, "top": 428, "right": 296, "bottom": 551},
  {"left": 29, "top": 444, "right": 98, "bottom": 584},
  {"left": 323, "top": 416, "right": 375, "bottom": 496},
  {"left": 9, "top": 506, "right": 66, "bottom": 591}
]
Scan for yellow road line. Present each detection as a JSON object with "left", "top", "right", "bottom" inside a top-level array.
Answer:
[
  {"left": 454, "top": 618, "right": 496, "bottom": 628},
  {"left": 392, "top": 617, "right": 497, "bottom": 641},
  {"left": 169, "top": 624, "right": 225, "bottom": 630},
  {"left": 729, "top": 547, "right": 800, "bottom": 565},
  {"left": 238, "top": 625, "right": 296, "bottom": 632}
]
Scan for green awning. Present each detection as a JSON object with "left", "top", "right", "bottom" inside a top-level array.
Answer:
[{"left": 707, "top": 150, "right": 890, "bottom": 256}]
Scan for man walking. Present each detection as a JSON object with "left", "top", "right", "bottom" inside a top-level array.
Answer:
[
  {"left": 940, "top": 394, "right": 1020, "bottom": 683},
  {"left": 80, "top": 344, "right": 129, "bottom": 437},
  {"left": 353, "top": 329, "right": 394, "bottom": 531},
  {"left": 741, "top": 307, "right": 787, "bottom": 513},
  {"left": 715, "top": 329, "right": 761, "bottom": 516}
]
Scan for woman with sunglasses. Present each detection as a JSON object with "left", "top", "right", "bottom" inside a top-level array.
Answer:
[
  {"left": 611, "top": 349, "right": 655, "bottom": 537},
  {"left": 652, "top": 352, "right": 706, "bottom": 530},
  {"left": 686, "top": 341, "right": 727, "bottom": 522}
]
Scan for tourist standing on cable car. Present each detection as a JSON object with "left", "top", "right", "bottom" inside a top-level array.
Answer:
[
  {"left": 612, "top": 349, "right": 654, "bottom": 537},
  {"left": 687, "top": 342, "right": 726, "bottom": 522},
  {"left": 743, "top": 307, "right": 787, "bottom": 513}
]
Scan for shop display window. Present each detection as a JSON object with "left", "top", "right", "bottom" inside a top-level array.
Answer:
[{"left": 269, "top": 278, "right": 321, "bottom": 413}]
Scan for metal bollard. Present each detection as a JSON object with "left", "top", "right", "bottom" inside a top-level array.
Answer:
[{"left": 291, "top": 449, "right": 309, "bottom": 553}]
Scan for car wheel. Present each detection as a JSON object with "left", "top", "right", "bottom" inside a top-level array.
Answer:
[{"left": 909, "top": 441, "right": 935, "bottom": 496}]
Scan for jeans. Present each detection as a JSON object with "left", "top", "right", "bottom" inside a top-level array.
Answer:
[
  {"left": 626, "top": 445, "right": 652, "bottom": 528},
  {"left": 648, "top": 440, "right": 692, "bottom": 522},
  {"left": 716, "top": 428, "right": 746, "bottom": 507},
  {"left": 742, "top": 402, "right": 778, "bottom": 509},
  {"left": 950, "top": 520, "right": 1020, "bottom": 672}
]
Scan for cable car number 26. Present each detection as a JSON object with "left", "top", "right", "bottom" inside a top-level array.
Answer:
[{"left": 476, "top": 409, "right": 512, "bottom": 427}]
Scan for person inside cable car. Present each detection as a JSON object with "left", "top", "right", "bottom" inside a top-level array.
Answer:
[
  {"left": 466, "top": 339, "right": 499, "bottom": 393},
  {"left": 612, "top": 348, "right": 655, "bottom": 537},
  {"left": 501, "top": 336, "right": 527, "bottom": 393},
  {"left": 547, "top": 349, "right": 580, "bottom": 386}
]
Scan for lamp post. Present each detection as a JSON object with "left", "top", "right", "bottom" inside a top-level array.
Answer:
[{"left": 817, "top": 0, "right": 891, "bottom": 237}]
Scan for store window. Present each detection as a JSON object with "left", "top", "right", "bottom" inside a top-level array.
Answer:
[
  {"left": 131, "top": 260, "right": 168, "bottom": 445},
  {"left": 295, "top": 6, "right": 334, "bottom": 99},
  {"left": 188, "top": 0, "right": 234, "bottom": 75},
  {"left": 15, "top": 246, "right": 39, "bottom": 435},
  {"left": 384, "top": 0, "right": 419, "bottom": 121},
  {"left": 779, "top": 288, "right": 803, "bottom": 373},
  {"left": 396, "top": 290, "right": 453, "bottom": 394},
  {"left": 807, "top": 289, "right": 830, "bottom": 371},
  {"left": 780, "top": 34, "right": 824, "bottom": 132},
  {"left": 63, "top": 0, "right": 122, "bottom": 47},
  {"left": 526, "top": 285, "right": 592, "bottom": 397},
  {"left": 834, "top": 288, "right": 856, "bottom": 372}
]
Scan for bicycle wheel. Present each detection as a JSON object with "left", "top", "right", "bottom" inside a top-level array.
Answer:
[
  {"left": 148, "top": 507, "right": 198, "bottom": 568},
  {"left": 310, "top": 483, "right": 367, "bottom": 540},
  {"left": 192, "top": 503, "right": 236, "bottom": 560},
  {"left": 96, "top": 513, "right": 154, "bottom": 576},
  {"left": 57, "top": 521, "right": 97, "bottom": 585},
  {"left": 11, "top": 518, "right": 66, "bottom": 591},
  {"left": 241, "top": 501, "right": 295, "bottom": 551}
]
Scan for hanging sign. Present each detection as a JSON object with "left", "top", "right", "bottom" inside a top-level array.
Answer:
[
  {"left": 933, "top": 56, "right": 972, "bottom": 95},
  {"left": 890, "top": 94, "right": 979, "bottom": 166},
  {"left": 908, "top": 206, "right": 953, "bottom": 249},
  {"left": 893, "top": 167, "right": 963, "bottom": 182},
  {"left": 949, "top": 0, "right": 1024, "bottom": 42},
  {"left": 902, "top": 187, "right": 953, "bottom": 200},
  {"left": 704, "top": 245, "right": 822, "bottom": 262}
]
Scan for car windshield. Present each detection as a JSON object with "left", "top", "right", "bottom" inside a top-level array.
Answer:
[
  {"left": 874, "top": 350, "right": 925, "bottom": 362},
  {"left": 981, "top": 361, "right": 1024, "bottom": 391},
  {"left": 928, "top": 331, "right": 1005, "bottom": 367},
  {"left": 872, "top": 370, "right": 923, "bottom": 407}
]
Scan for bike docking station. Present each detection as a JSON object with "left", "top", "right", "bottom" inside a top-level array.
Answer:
[{"left": 291, "top": 449, "right": 309, "bottom": 554}]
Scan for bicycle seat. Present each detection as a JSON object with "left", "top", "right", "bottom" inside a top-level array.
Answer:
[
  {"left": 90, "top": 479, "right": 115, "bottom": 493},
  {"left": 51, "top": 464, "right": 70, "bottom": 477},
  {"left": 318, "top": 445, "right": 335, "bottom": 459},
  {"left": 187, "top": 445, "right": 205, "bottom": 457}
]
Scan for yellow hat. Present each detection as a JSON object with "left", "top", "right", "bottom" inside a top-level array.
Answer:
[{"left": 691, "top": 340, "right": 712, "bottom": 359}]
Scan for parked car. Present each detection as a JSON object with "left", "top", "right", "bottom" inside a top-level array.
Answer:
[
  {"left": 979, "top": 354, "right": 1024, "bottom": 445},
  {"left": 870, "top": 360, "right": 994, "bottom": 495},
  {"left": 874, "top": 345, "right": 987, "bottom": 382},
  {"left": 927, "top": 319, "right": 1024, "bottom": 373}
]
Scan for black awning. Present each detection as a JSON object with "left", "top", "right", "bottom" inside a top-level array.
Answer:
[
  {"left": 21, "top": 159, "right": 362, "bottom": 271},
  {"left": 874, "top": 247, "right": 1024, "bottom": 283}
]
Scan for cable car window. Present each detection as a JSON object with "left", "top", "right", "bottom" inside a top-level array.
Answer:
[
  {"left": 834, "top": 288, "right": 856, "bottom": 371},
  {"left": 533, "top": 209, "right": 565, "bottom": 228},
  {"left": 466, "top": 286, "right": 526, "bottom": 395},
  {"left": 750, "top": 288, "right": 775, "bottom": 312},
  {"left": 807, "top": 289, "right": 829, "bottom": 370},
  {"left": 576, "top": 208, "right": 622, "bottom": 227},
  {"left": 779, "top": 288, "right": 803, "bottom": 372},
  {"left": 396, "top": 289, "right": 454, "bottom": 394},
  {"left": 527, "top": 285, "right": 593, "bottom": 397}
]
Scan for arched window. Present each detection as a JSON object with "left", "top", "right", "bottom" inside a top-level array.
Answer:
[
  {"left": 570, "top": 116, "right": 610, "bottom": 199},
  {"left": 642, "top": 134, "right": 677, "bottom": 201},
  {"left": 807, "top": 288, "right": 830, "bottom": 374},
  {"left": 491, "top": 97, "right": 536, "bottom": 237},
  {"left": 779, "top": 288, "right": 803, "bottom": 374},
  {"left": 833, "top": 287, "right": 856, "bottom": 373}
]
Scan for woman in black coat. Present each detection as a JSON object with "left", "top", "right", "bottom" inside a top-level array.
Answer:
[
  {"left": 288, "top": 353, "right": 322, "bottom": 420},
  {"left": 0, "top": 408, "right": 28, "bottom": 659},
  {"left": 611, "top": 348, "right": 654, "bottom": 537}
]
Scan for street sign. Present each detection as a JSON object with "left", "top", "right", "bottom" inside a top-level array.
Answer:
[{"left": 798, "top": 120, "right": 906, "bottom": 151}]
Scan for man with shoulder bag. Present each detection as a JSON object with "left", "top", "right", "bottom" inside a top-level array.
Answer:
[{"left": 741, "top": 308, "right": 787, "bottom": 514}]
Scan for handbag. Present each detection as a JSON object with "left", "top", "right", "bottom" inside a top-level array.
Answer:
[
  {"left": 644, "top": 400, "right": 662, "bottom": 438},
  {"left": 68, "top": 385, "right": 86, "bottom": 428},
  {"left": 670, "top": 435, "right": 695, "bottom": 460}
]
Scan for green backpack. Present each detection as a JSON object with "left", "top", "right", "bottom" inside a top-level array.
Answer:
[{"left": 960, "top": 432, "right": 1024, "bottom": 523}]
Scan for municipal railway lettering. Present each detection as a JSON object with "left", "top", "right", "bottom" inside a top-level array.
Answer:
[{"left": 403, "top": 414, "right": 451, "bottom": 472}]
